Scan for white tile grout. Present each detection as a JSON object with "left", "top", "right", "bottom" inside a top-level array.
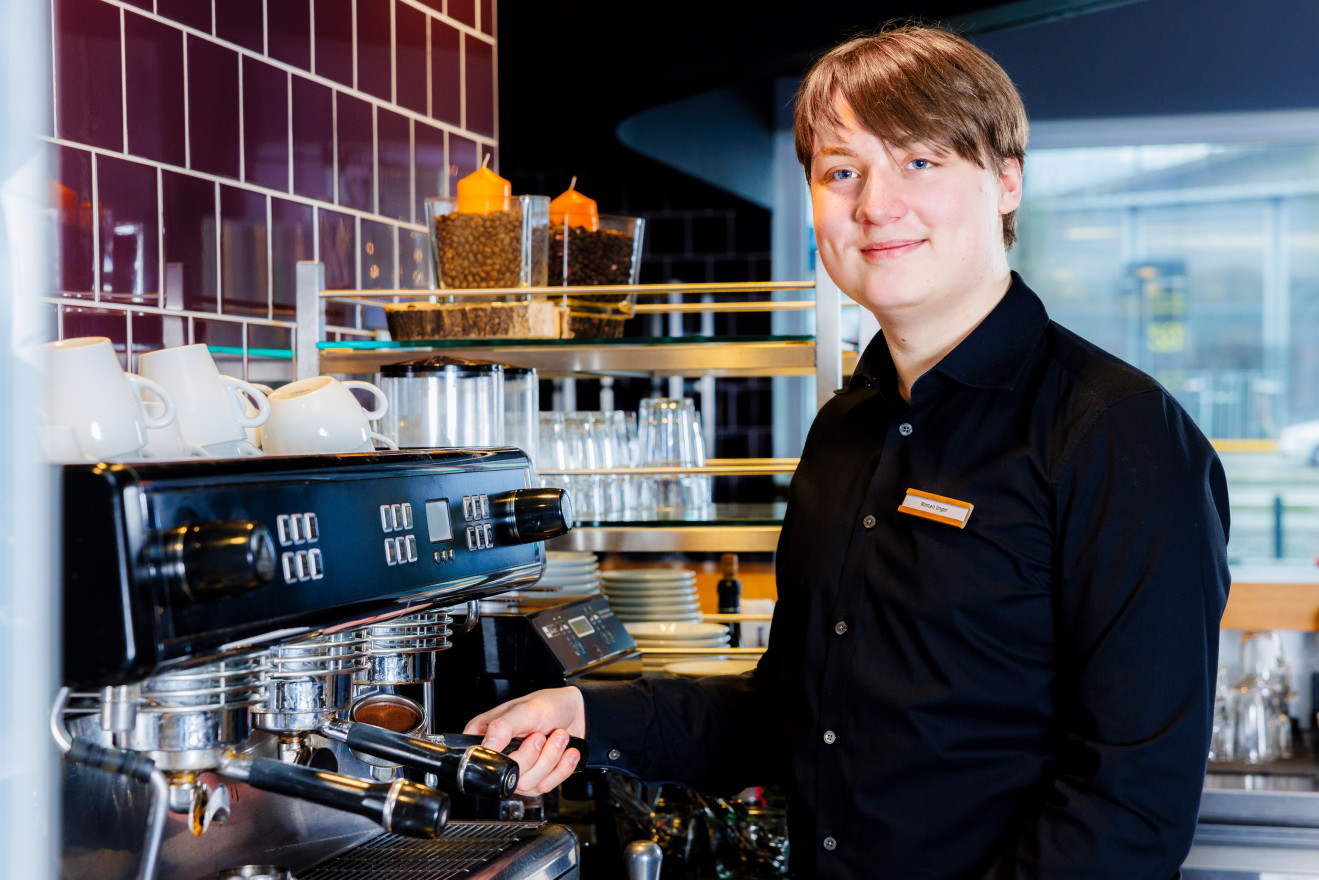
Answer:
[
  {"left": 238, "top": 55, "right": 246, "bottom": 182},
  {"left": 213, "top": 178, "right": 222, "bottom": 314},
  {"left": 424, "top": 10, "right": 432, "bottom": 119},
  {"left": 156, "top": 165, "right": 164, "bottom": 309},
  {"left": 308, "top": 0, "right": 316, "bottom": 72},
  {"left": 266, "top": 192, "right": 274, "bottom": 318},
  {"left": 372, "top": 103, "right": 379, "bottom": 216},
  {"left": 112, "top": 1, "right": 496, "bottom": 147},
  {"left": 182, "top": 31, "right": 191, "bottom": 168},
  {"left": 389, "top": 0, "right": 397, "bottom": 106},
  {"left": 90, "top": 153, "right": 101, "bottom": 297},
  {"left": 350, "top": 0, "right": 358, "bottom": 90},
  {"left": 262, "top": 0, "right": 269, "bottom": 56},
  {"left": 46, "top": 137, "right": 428, "bottom": 233},
  {"left": 119, "top": 7, "right": 128, "bottom": 153},
  {"left": 286, "top": 70, "right": 294, "bottom": 192}
]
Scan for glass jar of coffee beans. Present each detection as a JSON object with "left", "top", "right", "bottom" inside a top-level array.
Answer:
[
  {"left": 550, "top": 214, "right": 645, "bottom": 337},
  {"left": 426, "top": 195, "right": 550, "bottom": 293}
]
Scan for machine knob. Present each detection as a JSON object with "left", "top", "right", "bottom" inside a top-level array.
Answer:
[
  {"left": 158, "top": 521, "right": 277, "bottom": 603},
  {"left": 623, "top": 840, "right": 663, "bottom": 880},
  {"left": 492, "top": 488, "right": 573, "bottom": 544}
]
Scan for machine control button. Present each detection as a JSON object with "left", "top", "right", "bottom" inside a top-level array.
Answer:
[
  {"left": 447, "top": 549, "right": 456, "bottom": 562},
  {"left": 479, "top": 495, "right": 490, "bottom": 518},
  {"left": 466, "top": 527, "right": 477, "bottom": 551},
  {"left": 380, "top": 505, "right": 392, "bottom": 532},
  {"left": 293, "top": 551, "right": 309, "bottom": 581},
  {"left": 304, "top": 513, "right": 319, "bottom": 542},
  {"left": 276, "top": 514, "right": 292, "bottom": 546},
  {"left": 385, "top": 539, "right": 397, "bottom": 566},
  {"left": 475, "top": 526, "right": 487, "bottom": 550},
  {"left": 281, "top": 552, "right": 296, "bottom": 583},
  {"left": 401, "top": 503, "right": 413, "bottom": 529},
  {"left": 390, "top": 504, "right": 403, "bottom": 531},
  {"left": 405, "top": 534, "right": 417, "bottom": 562},
  {"left": 307, "top": 548, "right": 324, "bottom": 579},
  {"left": 483, "top": 523, "right": 493, "bottom": 548},
  {"left": 462, "top": 496, "right": 473, "bottom": 521},
  {"left": 289, "top": 513, "right": 305, "bottom": 544}
]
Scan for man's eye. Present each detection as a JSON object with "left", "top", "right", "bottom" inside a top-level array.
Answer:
[
  {"left": 908, "top": 158, "right": 934, "bottom": 171},
  {"left": 829, "top": 168, "right": 857, "bottom": 181}
]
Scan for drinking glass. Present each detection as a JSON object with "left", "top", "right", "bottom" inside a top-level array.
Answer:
[
  {"left": 538, "top": 412, "right": 570, "bottom": 497},
  {"left": 638, "top": 398, "right": 699, "bottom": 515},
  {"left": 1209, "top": 666, "right": 1235, "bottom": 762}
]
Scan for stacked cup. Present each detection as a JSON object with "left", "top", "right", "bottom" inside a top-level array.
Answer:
[
  {"left": 637, "top": 398, "right": 709, "bottom": 517},
  {"left": 41, "top": 336, "right": 178, "bottom": 462},
  {"left": 138, "top": 343, "right": 270, "bottom": 458}
]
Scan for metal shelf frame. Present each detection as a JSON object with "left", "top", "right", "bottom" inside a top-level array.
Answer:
[{"left": 292, "top": 263, "right": 850, "bottom": 550}]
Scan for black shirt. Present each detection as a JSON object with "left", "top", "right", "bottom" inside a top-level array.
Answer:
[{"left": 580, "top": 274, "right": 1231, "bottom": 879}]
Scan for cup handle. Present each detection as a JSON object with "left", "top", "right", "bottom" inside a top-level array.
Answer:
[
  {"left": 342, "top": 380, "right": 389, "bottom": 421},
  {"left": 369, "top": 432, "right": 399, "bottom": 451},
  {"left": 185, "top": 440, "right": 211, "bottom": 458},
  {"left": 127, "top": 374, "right": 176, "bottom": 429},
  {"left": 222, "top": 376, "right": 272, "bottom": 428},
  {"left": 231, "top": 440, "right": 264, "bottom": 457}
]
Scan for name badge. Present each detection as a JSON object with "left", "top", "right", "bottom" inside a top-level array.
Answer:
[{"left": 898, "top": 488, "right": 973, "bottom": 529}]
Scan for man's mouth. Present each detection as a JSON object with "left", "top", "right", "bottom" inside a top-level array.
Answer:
[{"left": 860, "top": 240, "right": 924, "bottom": 259}]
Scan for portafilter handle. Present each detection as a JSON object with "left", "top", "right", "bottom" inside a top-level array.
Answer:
[
  {"left": 320, "top": 718, "right": 519, "bottom": 799},
  {"left": 220, "top": 753, "right": 449, "bottom": 839}
]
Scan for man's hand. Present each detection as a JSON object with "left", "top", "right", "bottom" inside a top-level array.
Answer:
[{"left": 462, "top": 686, "right": 587, "bottom": 796}]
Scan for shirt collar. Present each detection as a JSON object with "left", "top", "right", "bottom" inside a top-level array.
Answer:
[{"left": 846, "top": 272, "right": 1050, "bottom": 396}]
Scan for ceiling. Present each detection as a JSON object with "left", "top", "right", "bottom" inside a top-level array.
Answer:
[{"left": 495, "top": 0, "right": 1145, "bottom": 156}]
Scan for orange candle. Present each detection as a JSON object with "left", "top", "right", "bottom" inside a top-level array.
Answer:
[
  {"left": 549, "top": 177, "right": 599, "bottom": 231},
  {"left": 456, "top": 155, "right": 510, "bottom": 214}
]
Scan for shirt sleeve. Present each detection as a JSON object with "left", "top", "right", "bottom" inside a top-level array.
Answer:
[
  {"left": 982, "top": 389, "right": 1231, "bottom": 880},
  {"left": 577, "top": 664, "right": 786, "bottom": 794}
]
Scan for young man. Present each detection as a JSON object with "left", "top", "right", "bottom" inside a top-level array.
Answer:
[{"left": 465, "top": 25, "right": 1230, "bottom": 878}]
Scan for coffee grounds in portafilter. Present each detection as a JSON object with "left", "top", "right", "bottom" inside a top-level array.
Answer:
[
  {"left": 433, "top": 206, "right": 524, "bottom": 288},
  {"left": 550, "top": 223, "right": 636, "bottom": 287}
]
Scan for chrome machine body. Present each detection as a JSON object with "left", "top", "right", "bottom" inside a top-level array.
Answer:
[{"left": 56, "top": 449, "right": 580, "bottom": 880}]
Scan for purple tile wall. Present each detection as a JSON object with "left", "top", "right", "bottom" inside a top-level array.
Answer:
[{"left": 51, "top": 0, "right": 500, "bottom": 355}]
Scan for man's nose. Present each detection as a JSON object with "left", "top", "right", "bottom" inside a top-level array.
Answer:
[{"left": 855, "top": 174, "right": 906, "bottom": 224}]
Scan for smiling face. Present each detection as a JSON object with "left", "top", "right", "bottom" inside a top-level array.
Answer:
[{"left": 810, "top": 100, "right": 1023, "bottom": 323}]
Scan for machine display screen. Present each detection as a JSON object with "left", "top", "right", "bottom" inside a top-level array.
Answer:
[
  {"left": 568, "top": 616, "right": 595, "bottom": 637},
  {"left": 425, "top": 499, "right": 453, "bottom": 542}
]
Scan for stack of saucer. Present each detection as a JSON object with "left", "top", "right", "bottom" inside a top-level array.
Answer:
[
  {"left": 527, "top": 551, "right": 601, "bottom": 597},
  {"left": 663, "top": 658, "right": 759, "bottom": 678},
  {"left": 602, "top": 568, "right": 700, "bottom": 622},
  {"left": 624, "top": 621, "right": 730, "bottom": 670}
]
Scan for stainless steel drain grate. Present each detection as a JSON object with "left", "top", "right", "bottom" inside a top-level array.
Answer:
[
  {"left": 299, "top": 823, "right": 577, "bottom": 880},
  {"left": 299, "top": 822, "right": 549, "bottom": 880}
]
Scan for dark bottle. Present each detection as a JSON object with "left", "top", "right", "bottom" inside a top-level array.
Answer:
[{"left": 716, "top": 553, "right": 742, "bottom": 648}]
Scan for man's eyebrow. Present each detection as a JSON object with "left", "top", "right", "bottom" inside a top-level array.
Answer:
[{"left": 813, "top": 146, "right": 857, "bottom": 160}]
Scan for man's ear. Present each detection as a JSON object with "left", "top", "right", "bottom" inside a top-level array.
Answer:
[{"left": 998, "top": 157, "right": 1023, "bottom": 215}]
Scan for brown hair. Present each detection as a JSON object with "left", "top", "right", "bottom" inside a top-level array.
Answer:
[{"left": 794, "top": 24, "right": 1028, "bottom": 247}]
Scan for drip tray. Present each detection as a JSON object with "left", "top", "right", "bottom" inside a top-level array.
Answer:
[{"left": 300, "top": 821, "right": 579, "bottom": 880}]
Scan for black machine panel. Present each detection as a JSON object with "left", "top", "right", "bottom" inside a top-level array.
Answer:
[{"left": 61, "top": 449, "right": 571, "bottom": 688}]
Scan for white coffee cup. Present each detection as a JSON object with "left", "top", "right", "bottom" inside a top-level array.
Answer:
[
  {"left": 39, "top": 424, "right": 92, "bottom": 463},
  {"left": 138, "top": 344, "right": 271, "bottom": 451},
  {"left": 141, "top": 400, "right": 209, "bottom": 460},
  {"left": 262, "top": 376, "right": 400, "bottom": 455},
  {"left": 43, "top": 336, "right": 176, "bottom": 460}
]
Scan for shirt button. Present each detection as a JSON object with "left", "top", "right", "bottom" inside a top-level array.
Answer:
[
  {"left": 607, "top": 749, "right": 621, "bottom": 761},
  {"left": 899, "top": 422, "right": 913, "bottom": 436},
  {"left": 862, "top": 514, "right": 876, "bottom": 529},
  {"left": 834, "top": 621, "right": 847, "bottom": 635},
  {"left": 823, "top": 730, "right": 836, "bottom": 744},
  {"left": 823, "top": 836, "right": 837, "bottom": 851}
]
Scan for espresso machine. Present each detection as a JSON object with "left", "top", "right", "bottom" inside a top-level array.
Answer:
[{"left": 53, "top": 448, "right": 589, "bottom": 880}]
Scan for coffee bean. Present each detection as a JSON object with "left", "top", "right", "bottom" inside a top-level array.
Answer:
[{"left": 433, "top": 206, "right": 525, "bottom": 288}]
